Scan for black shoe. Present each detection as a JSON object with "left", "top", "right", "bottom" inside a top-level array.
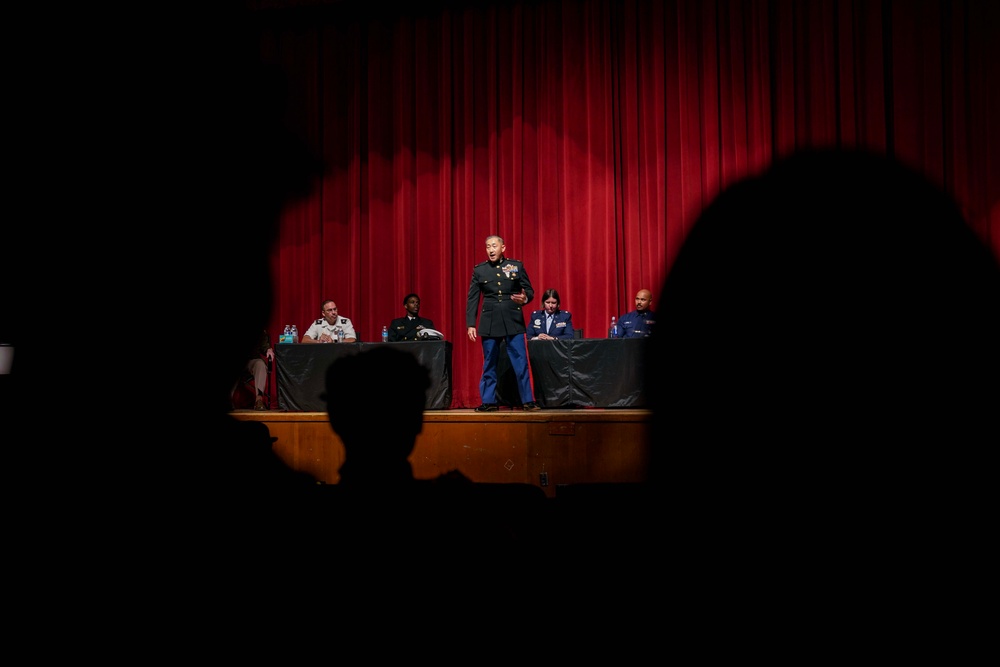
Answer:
[
  {"left": 475, "top": 403, "right": 499, "bottom": 412},
  {"left": 522, "top": 402, "right": 541, "bottom": 411}
]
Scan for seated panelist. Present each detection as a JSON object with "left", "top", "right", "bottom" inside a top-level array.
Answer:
[
  {"left": 388, "top": 293, "right": 436, "bottom": 341},
  {"left": 614, "top": 288, "right": 655, "bottom": 338},
  {"left": 528, "top": 288, "right": 574, "bottom": 340},
  {"left": 303, "top": 299, "right": 357, "bottom": 343}
]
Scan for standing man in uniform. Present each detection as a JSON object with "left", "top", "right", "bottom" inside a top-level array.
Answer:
[
  {"left": 466, "top": 235, "right": 541, "bottom": 411},
  {"left": 303, "top": 300, "right": 358, "bottom": 343}
]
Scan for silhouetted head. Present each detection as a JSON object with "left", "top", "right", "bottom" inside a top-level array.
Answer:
[
  {"left": 647, "top": 148, "right": 1000, "bottom": 514},
  {"left": 324, "top": 346, "right": 431, "bottom": 464},
  {"left": 644, "top": 147, "right": 1000, "bottom": 625}
]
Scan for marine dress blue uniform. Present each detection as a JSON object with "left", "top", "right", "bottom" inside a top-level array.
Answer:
[{"left": 466, "top": 256, "right": 536, "bottom": 405}]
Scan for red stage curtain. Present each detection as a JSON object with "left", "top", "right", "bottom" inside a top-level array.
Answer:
[{"left": 253, "top": 0, "right": 999, "bottom": 408}]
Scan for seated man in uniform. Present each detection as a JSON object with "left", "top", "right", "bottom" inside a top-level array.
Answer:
[
  {"left": 613, "top": 288, "right": 655, "bottom": 338},
  {"left": 388, "top": 293, "right": 436, "bottom": 341},
  {"left": 302, "top": 299, "right": 357, "bottom": 343}
]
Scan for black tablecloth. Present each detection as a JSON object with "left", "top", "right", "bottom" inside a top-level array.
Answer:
[
  {"left": 496, "top": 337, "right": 648, "bottom": 408},
  {"left": 275, "top": 340, "right": 453, "bottom": 410}
]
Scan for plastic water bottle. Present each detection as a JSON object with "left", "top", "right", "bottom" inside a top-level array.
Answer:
[
  {"left": 290, "top": 324, "right": 298, "bottom": 344},
  {"left": 382, "top": 325, "right": 389, "bottom": 342},
  {"left": 336, "top": 327, "right": 345, "bottom": 343},
  {"left": 609, "top": 316, "right": 618, "bottom": 338}
]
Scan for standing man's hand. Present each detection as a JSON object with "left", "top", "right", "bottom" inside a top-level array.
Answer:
[
  {"left": 512, "top": 289, "right": 527, "bottom": 305},
  {"left": 467, "top": 326, "right": 477, "bottom": 341}
]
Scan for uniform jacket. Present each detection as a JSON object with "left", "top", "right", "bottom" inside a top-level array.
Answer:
[
  {"left": 615, "top": 309, "right": 656, "bottom": 338},
  {"left": 388, "top": 315, "right": 436, "bottom": 341},
  {"left": 466, "top": 256, "right": 534, "bottom": 337},
  {"left": 305, "top": 316, "right": 357, "bottom": 341},
  {"left": 528, "top": 309, "right": 575, "bottom": 339}
]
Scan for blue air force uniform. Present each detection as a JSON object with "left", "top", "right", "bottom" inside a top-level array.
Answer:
[
  {"left": 466, "top": 256, "right": 535, "bottom": 404},
  {"left": 528, "top": 309, "right": 575, "bottom": 339},
  {"left": 615, "top": 309, "right": 656, "bottom": 338}
]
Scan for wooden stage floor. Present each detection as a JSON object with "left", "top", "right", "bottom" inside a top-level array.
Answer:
[{"left": 231, "top": 407, "right": 652, "bottom": 498}]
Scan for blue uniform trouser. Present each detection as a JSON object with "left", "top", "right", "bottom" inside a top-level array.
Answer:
[{"left": 480, "top": 333, "right": 534, "bottom": 404}]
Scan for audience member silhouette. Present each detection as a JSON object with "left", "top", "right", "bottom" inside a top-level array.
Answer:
[
  {"left": 321, "top": 345, "right": 549, "bottom": 561},
  {"left": 0, "top": 6, "right": 339, "bottom": 637},
  {"left": 644, "top": 147, "right": 1000, "bottom": 641},
  {"left": 324, "top": 346, "right": 446, "bottom": 491}
]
